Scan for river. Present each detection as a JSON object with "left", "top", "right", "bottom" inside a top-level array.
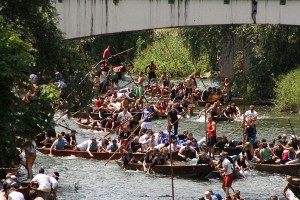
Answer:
[{"left": 18, "top": 78, "right": 300, "bottom": 200}]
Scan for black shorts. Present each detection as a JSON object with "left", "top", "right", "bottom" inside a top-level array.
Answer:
[
  {"left": 207, "top": 136, "right": 217, "bottom": 147},
  {"left": 148, "top": 71, "right": 156, "bottom": 79}
]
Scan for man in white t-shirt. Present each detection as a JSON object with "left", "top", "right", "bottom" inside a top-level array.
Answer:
[
  {"left": 75, "top": 136, "right": 101, "bottom": 157},
  {"left": 30, "top": 168, "right": 51, "bottom": 192},
  {"left": 243, "top": 105, "right": 258, "bottom": 125},
  {"left": 7, "top": 187, "right": 25, "bottom": 200},
  {"left": 118, "top": 108, "right": 132, "bottom": 134},
  {"left": 218, "top": 152, "right": 234, "bottom": 198},
  {"left": 243, "top": 105, "right": 258, "bottom": 141}
]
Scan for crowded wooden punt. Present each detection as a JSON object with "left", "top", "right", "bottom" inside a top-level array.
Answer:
[
  {"left": 248, "top": 161, "right": 300, "bottom": 176},
  {"left": 115, "top": 160, "right": 215, "bottom": 178}
]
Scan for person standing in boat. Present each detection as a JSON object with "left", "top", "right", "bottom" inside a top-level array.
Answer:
[
  {"left": 159, "top": 71, "right": 170, "bottom": 98},
  {"left": 102, "top": 45, "right": 111, "bottom": 60},
  {"left": 168, "top": 105, "right": 179, "bottom": 136},
  {"left": 139, "top": 103, "right": 154, "bottom": 136},
  {"left": 222, "top": 78, "right": 232, "bottom": 103},
  {"left": 207, "top": 115, "right": 217, "bottom": 159},
  {"left": 117, "top": 107, "right": 133, "bottom": 138},
  {"left": 243, "top": 105, "right": 258, "bottom": 138},
  {"left": 145, "top": 60, "right": 157, "bottom": 86},
  {"left": 134, "top": 71, "right": 144, "bottom": 98},
  {"left": 218, "top": 152, "right": 234, "bottom": 199}
]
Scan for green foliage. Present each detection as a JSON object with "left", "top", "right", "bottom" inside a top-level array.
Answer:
[
  {"left": 81, "top": 30, "right": 154, "bottom": 66},
  {"left": 0, "top": 0, "right": 94, "bottom": 167},
  {"left": 133, "top": 30, "right": 202, "bottom": 77},
  {"left": 275, "top": 67, "right": 300, "bottom": 112}
]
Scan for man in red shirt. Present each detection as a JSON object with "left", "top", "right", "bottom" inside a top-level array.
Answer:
[
  {"left": 103, "top": 46, "right": 111, "bottom": 59},
  {"left": 207, "top": 115, "right": 217, "bottom": 159}
]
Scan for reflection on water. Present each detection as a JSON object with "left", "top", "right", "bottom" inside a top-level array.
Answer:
[{"left": 32, "top": 89, "right": 300, "bottom": 200}]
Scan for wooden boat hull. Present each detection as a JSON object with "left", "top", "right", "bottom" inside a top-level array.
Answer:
[
  {"left": 0, "top": 165, "right": 21, "bottom": 179},
  {"left": 115, "top": 160, "right": 214, "bottom": 178},
  {"left": 248, "top": 161, "right": 300, "bottom": 176},
  {"left": 37, "top": 148, "right": 184, "bottom": 161},
  {"left": 74, "top": 120, "right": 104, "bottom": 131}
]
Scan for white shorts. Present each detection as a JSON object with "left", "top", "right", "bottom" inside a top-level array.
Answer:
[
  {"left": 52, "top": 181, "right": 58, "bottom": 189},
  {"left": 141, "top": 122, "right": 152, "bottom": 130}
]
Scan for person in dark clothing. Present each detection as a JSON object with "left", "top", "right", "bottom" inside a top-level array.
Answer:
[{"left": 168, "top": 106, "right": 179, "bottom": 135}]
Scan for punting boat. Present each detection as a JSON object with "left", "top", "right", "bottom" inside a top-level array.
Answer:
[
  {"left": 115, "top": 160, "right": 215, "bottom": 178},
  {"left": 0, "top": 165, "right": 21, "bottom": 179},
  {"left": 37, "top": 148, "right": 184, "bottom": 161},
  {"left": 212, "top": 116, "right": 234, "bottom": 122},
  {"left": 74, "top": 120, "right": 104, "bottom": 131},
  {"left": 38, "top": 148, "right": 144, "bottom": 160},
  {"left": 248, "top": 161, "right": 300, "bottom": 176}
]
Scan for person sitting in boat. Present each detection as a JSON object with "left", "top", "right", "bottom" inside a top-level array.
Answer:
[
  {"left": 99, "top": 117, "right": 115, "bottom": 133},
  {"left": 281, "top": 134, "right": 288, "bottom": 146},
  {"left": 251, "top": 142, "right": 263, "bottom": 162},
  {"left": 207, "top": 190, "right": 223, "bottom": 200},
  {"left": 204, "top": 191, "right": 218, "bottom": 200},
  {"left": 107, "top": 98, "right": 121, "bottom": 113},
  {"left": 214, "top": 136, "right": 229, "bottom": 152},
  {"left": 279, "top": 142, "right": 296, "bottom": 164},
  {"left": 129, "top": 136, "right": 142, "bottom": 153},
  {"left": 196, "top": 151, "right": 213, "bottom": 165},
  {"left": 207, "top": 102, "right": 221, "bottom": 118},
  {"left": 76, "top": 136, "right": 104, "bottom": 157},
  {"left": 191, "top": 138, "right": 201, "bottom": 152},
  {"left": 146, "top": 134, "right": 158, "bottom": 150},
  {"left": 2, "top": 173, "right": 20, "bottom": 191},
  {"left": 286, "top": 150, "right": 300, "bottom": 164},
  {"left": 220, "top": 106, "right": 233, "bottom": 119},
  {"left": 290, "top": 135, "right": 299, "bottom": 151},
  {"left": 166, "top": 139, "right": 179, "bottom": 152},
  {"left": 259, "top": 142, "right": 277, "bottom": 164},
  {"left": 139, "top": 130, "right": 153, "bottom": 152},
  {"left": 150, "top": 153, "right": 166, "bottom": 169},
  {"left": 49, "top": 134, "right": 70, "bottom": 155},
  {"left": 198, "top": 103, "right": 211, "bottom": 118},
  {"left": 142, "top": 149, "right": 156, "bottom": 171},
  {"left": 31, "top": 168, "right": 51, "bottom": 193},
  {"left": 231, "top": 190, "right": 244, "bottom": 200},
  {"left": 230, "top": 103, "right": 241, "bottom": 118},
  {"left": 177, "top": 130, "right": 189, "bottom": 142},
  {"left": 98, "top": 137, "right": 109, "bottom": 150},
  {"left": 69, "top": 129, "right": 77, "bottom": 146},
  {"left": 6, "top": 187, "right": 25, "bottom": 200},
  {"left": 29, "top": 189, "right": 44, "bottom": 200},
  {"left": 107, "top": 139, "right": 119, "bottom": 153},
  {"left": 283, "top": 174, "right": 300, "bottom": 199},
  {"left": 234, "top": 154, "right": 248, "bottom": 174},
  {"left": 178, "top": 141, "right": 197, "bottom": 160}
]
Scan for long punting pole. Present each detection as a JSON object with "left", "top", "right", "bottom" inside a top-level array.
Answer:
[
  {"left": 167, "top": 116, "right": 175, "bottom": 200},
  {"left": 242, "top": 27, "right": 246, "bottom": 144}
]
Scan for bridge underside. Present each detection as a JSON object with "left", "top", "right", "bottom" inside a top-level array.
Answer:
[{"left": 55, "top": 0, "right": 300, "bottom": 39}]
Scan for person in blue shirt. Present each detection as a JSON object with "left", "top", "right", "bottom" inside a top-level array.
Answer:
[
  {"left": 139, "top": 103, "right": 154, "bottom": 136},
  {"left": 208, "top": 189, "right": 223, "bottom": 200},
  {"left": 50, "top": 134, "right": 70, "bottom": 155}
]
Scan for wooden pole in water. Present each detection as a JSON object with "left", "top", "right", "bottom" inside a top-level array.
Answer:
[
  {"left": 205, "top": 106, "right": 208, "bottom": 153},
  {"left": 242, "top": 27, "right": 246, "bottom": 144},
  {"left": 167, "top": 116, "right": 175, "bottom": 200}
]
